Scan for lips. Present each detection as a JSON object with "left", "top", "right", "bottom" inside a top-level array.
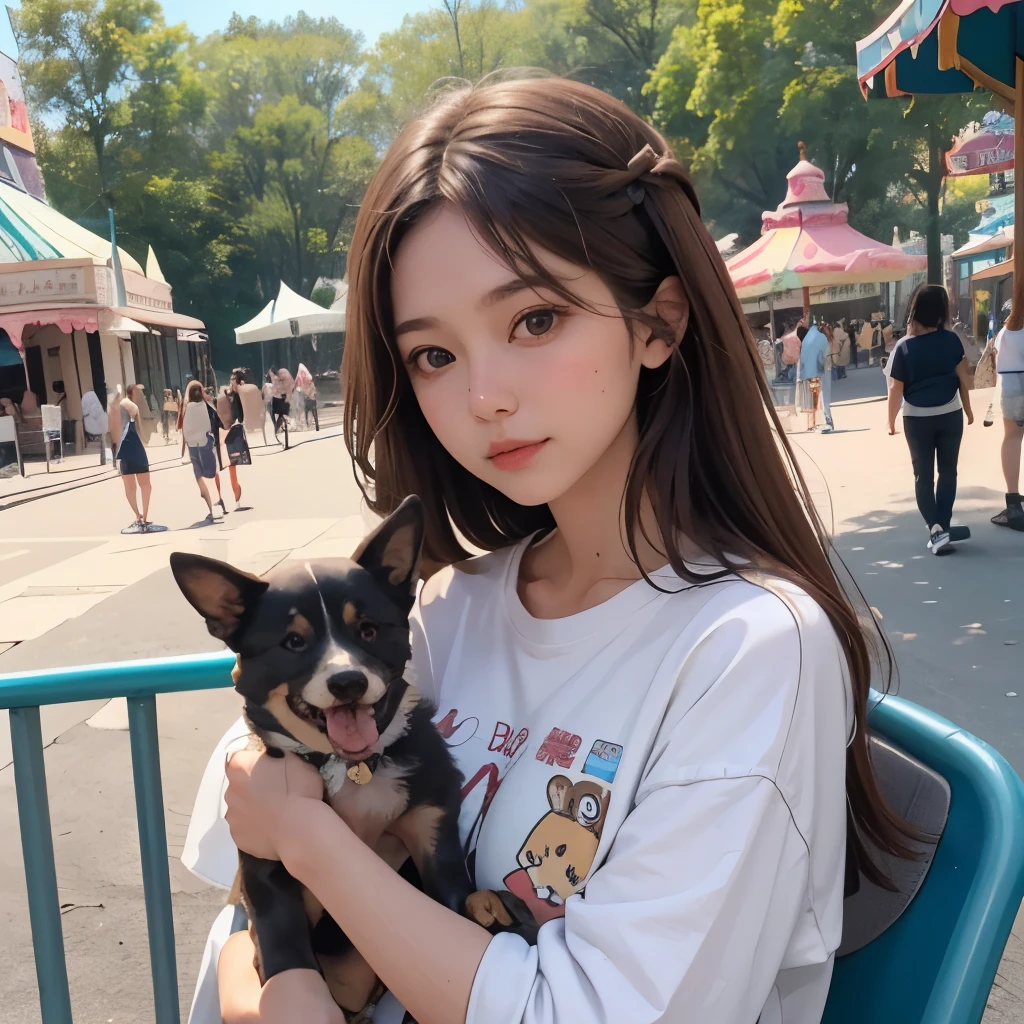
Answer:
[{"left": 487, "top": 438, "right": 548, "bottom": 471}]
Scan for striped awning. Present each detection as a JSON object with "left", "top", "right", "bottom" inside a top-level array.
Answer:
[{"left": 0, "top": 180, "right": 142, "bottom": 272}]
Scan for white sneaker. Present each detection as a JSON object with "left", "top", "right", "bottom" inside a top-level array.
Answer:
[{"left": 927, "top": 528, "right": 951, "bottom": 555}]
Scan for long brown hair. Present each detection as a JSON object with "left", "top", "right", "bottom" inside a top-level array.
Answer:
[{"left": 343, "top": 75, "right": 915, "bottom": 879}]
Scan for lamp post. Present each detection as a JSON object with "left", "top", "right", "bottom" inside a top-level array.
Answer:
[{"left": 106, "top": 194, "right": 127, "bottom": 309}]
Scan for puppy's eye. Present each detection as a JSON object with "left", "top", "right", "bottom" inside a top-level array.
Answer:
[
  {"left": 282, "top": 632, "right": 307, "bottom": 652},
  {"left": 358, "top": 621, "right": 378, "bottom": 643}
]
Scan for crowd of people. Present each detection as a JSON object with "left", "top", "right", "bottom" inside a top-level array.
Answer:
[
  {"left": 92, "top": 362, "right": 322, "bottom": 533},
  {"left": 107, "top": 367, "right": 265, "bottom": 534}
]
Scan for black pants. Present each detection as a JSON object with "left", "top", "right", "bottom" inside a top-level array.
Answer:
[{"left": 903, "top": 409, "right": 964, "bottom": 531}]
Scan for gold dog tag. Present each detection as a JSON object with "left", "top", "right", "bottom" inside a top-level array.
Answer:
[{"left": 347, "top": 761, "right": 373, "bottom": 785}]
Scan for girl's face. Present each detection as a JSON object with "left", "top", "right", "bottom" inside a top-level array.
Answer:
[{"left": 391, "top": 206, "right": 673, "bottom": 507}]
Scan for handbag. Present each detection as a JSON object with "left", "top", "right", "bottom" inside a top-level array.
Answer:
[{"left": 225, "top": 423, "right": 251, "bottom": 466}]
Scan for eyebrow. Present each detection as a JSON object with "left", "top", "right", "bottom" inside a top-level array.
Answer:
[{"left": 393, "top": 276, "right": 554, "bottom": 337}]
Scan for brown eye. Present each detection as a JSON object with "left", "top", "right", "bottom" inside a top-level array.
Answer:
[
  {"left": 555, "top": 844, "right": 567, "bottom": 857},
  {"left": 522, "top": 310, "right": 554, "bottom": 336},
  {"left": 359, "top": 622, "right": 378, "bottom": 643},
  {"left": 282, "top": 632, "right": 307, "bottom": 652}
]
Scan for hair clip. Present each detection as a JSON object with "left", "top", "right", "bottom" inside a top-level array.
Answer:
[
  {"left": 627, "top": 144, "right": 660, "bottom": 175},
  {"left": 626, "top": 182, "right": 646, "bottom": 205}
]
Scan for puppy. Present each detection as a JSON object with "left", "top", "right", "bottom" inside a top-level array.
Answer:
[{"left": 170, "top": 496, "right": 472, "bottom": 1017}]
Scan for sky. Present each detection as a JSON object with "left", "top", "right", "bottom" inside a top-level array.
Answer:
[
  {"left": 162, "top": 0, "right": 431, "bottom": 43},
  {"left": 0, "top": 0, "right": 433, "bottom": 58}
]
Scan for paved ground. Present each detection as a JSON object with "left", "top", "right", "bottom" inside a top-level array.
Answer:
[
  {"left": 0, "top": 368, "right": 1022, "bottom": 1022},
  {"left": 0, "top": 423, "right": 375, "bottom": 1024},
  {"left": 0, "top": 399, "right": 344, "bottom": 509}
]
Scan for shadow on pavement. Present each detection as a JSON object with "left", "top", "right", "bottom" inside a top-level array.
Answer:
[{"left": 833, "top": 500, "right": 1024, "bottom": 773}]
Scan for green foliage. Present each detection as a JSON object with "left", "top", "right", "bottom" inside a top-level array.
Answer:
[
  {"left": 310, "top": 284, "right": 337, "bottom": 308},
  {"left": 649, "top": 0, "right": 993, "bottom": 278},
  {"left": 14, "top": 0, "right": 1008, "bottom": 365}
]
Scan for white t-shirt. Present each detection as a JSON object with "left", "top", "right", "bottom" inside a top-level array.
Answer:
[
  {"left": 183, "top": 401, "right": 213, "bottom": 447},
  {"left": 995, "top": 326, "right": 1024, "bottom": 373},
  {"left": 182, "top": 539, "right": 851, "bottom": 1024}
]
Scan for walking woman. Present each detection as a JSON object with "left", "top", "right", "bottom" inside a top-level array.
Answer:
[
  {"left": 181, "top": 381, "right": 222, "bottom": 522},
  {"left": 117, "top": 383, "right": 153, "bottom": 534},
  {"left": 222, "top": 368, "right": 253, "bottom": 507},
  {"left": 886, "top": 284, "right": 974, "bottom": 554}
]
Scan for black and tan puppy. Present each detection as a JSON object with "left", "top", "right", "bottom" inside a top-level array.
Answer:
[{"left": 170, "top": 496, "right": 472, "bottom": 1017}]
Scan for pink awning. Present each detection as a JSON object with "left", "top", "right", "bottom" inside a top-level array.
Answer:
[
  {"left": 0, "top": 307, "right": 101, "bottom": 350},
  {"left": 0, "top": 304, "right": 205, "bottom": 350}
]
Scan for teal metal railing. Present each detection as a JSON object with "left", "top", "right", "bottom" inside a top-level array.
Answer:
[{"left": 0, "top": 651, "right": 236, "bottom": 1024}]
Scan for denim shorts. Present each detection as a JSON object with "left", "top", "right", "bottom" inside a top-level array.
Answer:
[
  {"left": 1001, "top": 372, "right": 1024, "bottom": 426},
  {"left": 188, "top": 435, "right": 218, "bottom": 479}
]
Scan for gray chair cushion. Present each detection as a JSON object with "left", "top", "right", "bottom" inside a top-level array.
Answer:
[{"left": 838, "top": 733, "right": 951, "bottom": 956}]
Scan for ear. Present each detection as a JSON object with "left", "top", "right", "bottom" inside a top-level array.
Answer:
[
  {"left": 546, "top": 775, "right": 573, "bottom": 814},
  {"left": 640, "top": 276, "right": 689, "bottom": 369},
  {"left": 351, "top": 495, "right": 425, "bottom": 607},
  {"left": 169, "top": 552, "right": 268, "bottom": 647}
]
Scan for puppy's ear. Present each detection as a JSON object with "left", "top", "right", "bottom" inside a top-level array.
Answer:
[
  {"left": 169, "top": 552, "right": 268, "bottom": 647},
  {"left": 351, "top": 495, "right": 425, "bottom": 607}
]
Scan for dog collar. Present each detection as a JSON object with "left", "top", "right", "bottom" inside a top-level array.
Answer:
[{"left": 346, "top": 753, "right": 381, "bottom": 785}]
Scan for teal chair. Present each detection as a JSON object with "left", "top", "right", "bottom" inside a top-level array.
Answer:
[{"left": 824, "top": 695, "right": 1024, "bottom": 1024}]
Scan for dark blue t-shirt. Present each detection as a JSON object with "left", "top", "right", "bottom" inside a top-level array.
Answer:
[{"left": 888, "top": 330, "right": 964, "bottom": 408}]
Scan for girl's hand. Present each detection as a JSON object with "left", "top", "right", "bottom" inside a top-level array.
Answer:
[
  {"left": 888, "top": 424, "right": 898, "bottom": 435},
  {"left": 224, "top": 748, "right": 326, "bottom": 862},
  {"left": 967, "top": 410, "right": 975, "bottom": 426}
]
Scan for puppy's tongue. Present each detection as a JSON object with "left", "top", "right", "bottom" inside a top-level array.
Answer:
[{"left": 325, "top": 704, "right": 379, "bottom": 756}]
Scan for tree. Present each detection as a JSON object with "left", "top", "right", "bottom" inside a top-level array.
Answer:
[
  {"left": 14, "top": 0, "right": 198, "bottom": 191},
  {"left": 772, "top": 0, "right": 987, "bottom": 280},
  {"left": 649, "top": 0, "right": 989, "bottom": 279},
  {"left": 563, "top": 0, "right": 694, "bottom": 112},
  {"left": 369, "top": 1, "right": 533, "bottom": 126},
  {"left": 214, "top": 96, "right": 376, "bottom": 298},
  {"left": 647, "top": 0, "right": 798, "bottom": 237}
]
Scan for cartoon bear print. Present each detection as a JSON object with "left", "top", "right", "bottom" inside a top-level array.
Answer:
[{"left": 464, "top": 774, "right": 611, "bottom": 943}]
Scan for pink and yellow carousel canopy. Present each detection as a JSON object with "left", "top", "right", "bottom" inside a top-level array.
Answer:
[{"left": 726, "top": 155, "right": 926, "bottom": 300}]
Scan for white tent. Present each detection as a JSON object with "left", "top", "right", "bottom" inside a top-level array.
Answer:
[
  {"left": 330, "top": 280, "right": 348, "bottom": 324},
  {"left": 235, "top": 281, "right": 345, "bottom": 345}
]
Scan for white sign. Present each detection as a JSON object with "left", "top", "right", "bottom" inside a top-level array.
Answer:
[{"left": 0, "top": 267, "right": 91, "bottom": 305}]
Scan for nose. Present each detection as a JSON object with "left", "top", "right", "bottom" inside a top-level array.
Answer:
[
  {"left": 327, "top": 671, "right": 368, "bottom": 703},
  {"left": 467, "top": 362, "right": 517, "bottom": 423}
]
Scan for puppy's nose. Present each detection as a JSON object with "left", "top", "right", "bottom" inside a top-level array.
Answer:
[{"left": 327, "top": 670, "right": 368, "bottom": 703}]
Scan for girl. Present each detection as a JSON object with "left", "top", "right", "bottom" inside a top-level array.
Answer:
[
  {"left": 989, "top": 321, "right": 1024, "bottom": 530},
  {"left": 181, "top": 380, "right": 223, "bottom": 522},
  {"left": 116, "top": 383, "right": 153, "bottom": 534},
  {"left": 186, "top": 76, "right": 912, "bottom": 1024},
  {"left": 886, "top": 284, "right": 974, "bottom": 554},
  {"left": 223, "top": 368, "right": 254, "bottom": 506}
]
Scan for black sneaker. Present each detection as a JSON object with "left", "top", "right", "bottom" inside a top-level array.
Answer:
[{"left": 992, "top": 504, "right": 1024, "bottom": 532}]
